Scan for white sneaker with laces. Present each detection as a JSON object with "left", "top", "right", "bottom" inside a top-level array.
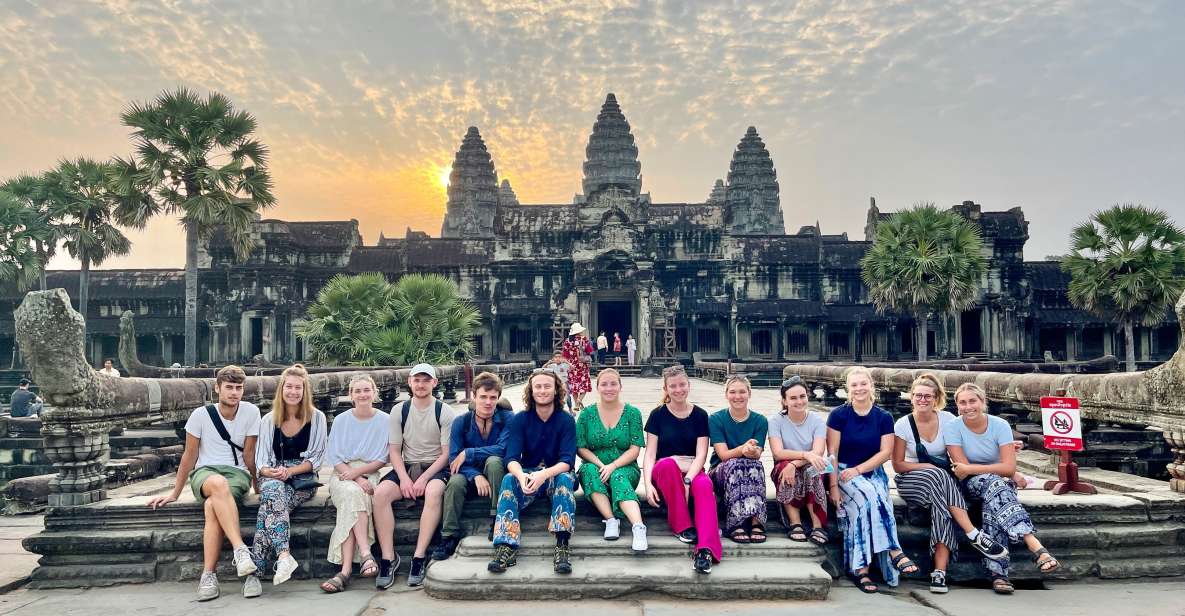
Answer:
[
  {"left": 233, "top": 545, "right": 258, "bottom": 577},
  {"left": 196, "top": 571, "right": 220, "bottom": 601},
  {"left": 603, "top": 518, "right": 620, "bottom": 541},
  {"left": 273, "top": 553, "right": 299, "bottom": 585},
  {"left": 631, "top": 523, "right": 648, "bottom": 553},
  {"left": 242, "top": 575, "right": 262, "bottom": 598}
]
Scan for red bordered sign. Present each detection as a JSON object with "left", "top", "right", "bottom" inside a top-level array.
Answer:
[{"left": 1040, "top": 396, "right": 1083, "bottom": 451}]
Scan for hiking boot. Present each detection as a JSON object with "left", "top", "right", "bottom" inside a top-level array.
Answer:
[
  {"left": 196, "top": 571, "right": 220, "bottom": 601},
  {"left": 631, "top": 523, "right": 648, "bottom": 553},
  {"left": 233, "top": 545, "right": 258, "bottom": 577},
  {"left": 242, "top": 575, "right": 262, "bottom": 598},
  {"left": 603, "top": 518, "right": 620, "bottom": 541},
  {"left": 376, "top": 554, "right": 401, "bottom": 590},
  {"left": 553, "top": 544, "right": 572, "bottom": 574},
  {"left": 487, "top": 545, "right": 518, "bottom": 573},
  {"left": 929, "top": 570, "right": 949, "bottom": 594},
  {"left": 675, "top": 528, "right": 697, "bottom": 545},
  {"left": 693, "top": 548, "right": 713, "bottom": 574},
  {"left": 487, "top": 520, "right": 496, "bottom": 541},
  {"left": 432, "top": 535, "right": 460, "bottom": 561},
  {"left": 969, "top": 531, "right": 1009, "bottom": 561},
  {"left": 407, "top": 557, "right": 427, "bottom": 587}
]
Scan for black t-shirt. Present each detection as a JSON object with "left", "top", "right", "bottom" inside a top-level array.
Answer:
[
  {"left": 644, "top": 404, "right": 710, "bottom": 460},
  {"left": 273, "top": 422, "right": 312, "bottom": 461}
]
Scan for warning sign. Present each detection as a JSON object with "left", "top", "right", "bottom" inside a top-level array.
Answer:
[{"left": 1041, "top": 396, "right": 1083, "bottom": 451}]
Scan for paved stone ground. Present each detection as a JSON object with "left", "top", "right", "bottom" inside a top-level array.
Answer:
[
  {"left": 0, "top": 515, "right": 40, "bottom": 593},
  {"left": 0, "top": 579, "right": 1182, "bottom": 616}
]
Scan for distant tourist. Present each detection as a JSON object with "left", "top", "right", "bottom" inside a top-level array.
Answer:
[
  {"left": 576, "top": 369, "right": 647, "bottom": 552},
  {"left": 709, "top": 375, "right": 769, "bottom": 544},
  {"left": 827, "top": 366, "right": 918, "bottom": 594},
  {"left": 767, "top": 376, "right": 830, "bottom": 546},
  {"left": 612, "top": 332, "right": 622, "bottom": 365},
  {"left": 9, "top": 379, "right": 43, "bottom": 417},
  {"left": 147, "top": 365, "right": 261, "bottom": 602},
  {"left": 99, "top": 359, "right": 120, "bottom": 377},
  {"left": 246, "top": 364, "right": 327, "bottom": 597},
  {"left": 562, "top": 323, "right": 594, "bottom": 411},
  {"left": 891, "top": 374, "right": 1007, "bottom": 595},
  {"left": 625, "top": 334, "right": 636, "bottom": 365},
  {"left": 373, "top": 363, "right": 457, "bottom": 588},
  {"left": 435, "top": 371, "right": 512, "bottom": 560},
  {"left": 642, "top": 365, "right": 720, "bottom": 574},
  {"left": 320, "top": 375, "right": 390, "bottom": 593},
  {"left": 170, "top": 362, "right": 183, "bottom": 369},
  {"left": 596, "top": 331, "right": 608, "bottom": 364},
  {"left": 487, "top": 369, "right": 577, "bottom": 575},
  {"left": 544, "top": 353, "right": 573, "bottom": 410},
  {"left": 946, "top": 383, "right": 1060, "bottom": 595}
]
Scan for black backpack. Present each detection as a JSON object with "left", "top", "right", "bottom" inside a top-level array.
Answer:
[
  {"left": 400, "top": 399, "right": 444, "bottom": 433},
  {"left": 204, "top": 404, "right": 244, "bottom": 466}
]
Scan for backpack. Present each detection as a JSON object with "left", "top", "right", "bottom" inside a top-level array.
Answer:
[
  {"left": 401, "top": 398, "right": 444, "bottom": 433},
  {"left": 204, "top": 404, "right": 244, "bottom": 466}
]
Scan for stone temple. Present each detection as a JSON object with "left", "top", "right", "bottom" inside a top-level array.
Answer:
[{"left": 0, "top": 94, "right": 1179, "bottom": 367}]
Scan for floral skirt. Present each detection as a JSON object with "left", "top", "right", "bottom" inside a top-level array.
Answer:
[{"left": 710, "top": 458, "right": 767, "bottom": 533}]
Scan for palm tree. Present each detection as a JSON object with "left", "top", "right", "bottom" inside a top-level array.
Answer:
[
  {"left": 41, "top": 158, "right": 135, "bottom": 324},
  {"left": 1063, "top": 204, "right": 1185, "bottom": 372},
  {"left": 116, "top": 88, "right": 276, "bottom": 366},
  {"left": 0, "top": 190, "right": 50, "bottom": 290},
  {"left": 861, "top": 202, "right": 987, "bottom": 361},
  {"left": 297, "top": 273, "right": 479, "bottom": 366},
  {"left": 1, "top": 174, "right": 62, "bottom": 290}
]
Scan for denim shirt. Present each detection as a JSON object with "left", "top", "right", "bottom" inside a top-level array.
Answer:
[{"left": 448, "top": 408, "right": 513, "bottom": 481}]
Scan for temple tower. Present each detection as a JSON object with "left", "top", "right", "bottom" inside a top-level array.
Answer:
[
  {"left": 724, "top": 126, "right": 784, "bottom": 235},
  {"left": 441, "top": 126, "right": 499, "bottom": 238},
  {"left": 581, "top": 93, "right": 642, "bottom": 200}
]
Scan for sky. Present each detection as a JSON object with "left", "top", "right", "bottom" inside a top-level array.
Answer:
[{"left": 2, "top": 0, "right": 1183, "bottom": 270}]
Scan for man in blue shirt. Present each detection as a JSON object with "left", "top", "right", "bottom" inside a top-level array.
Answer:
[
  {"left": 487, "top": 369, "right": 578, "bottom": 575},
  {"left": 433, "top": 372, "right": 513, "bottom": 560},
  {"left": 9, "top": 379, "right": 42, "bottom": 417}
]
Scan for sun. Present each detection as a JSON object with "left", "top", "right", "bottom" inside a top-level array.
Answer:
[{"left": 438, "top": 166, "right": 451, "bottom": 189}]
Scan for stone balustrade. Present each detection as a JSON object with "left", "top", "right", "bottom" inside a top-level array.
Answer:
[{"left": 13, "top": 288, "right": 533, "bottom": 508}]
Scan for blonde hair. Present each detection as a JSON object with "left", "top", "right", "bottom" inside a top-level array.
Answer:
[
  {"left": 911, "top": 372, "right": 946, "bottom": 412},
  {"left": 660, "top": 365, "right": 688, "bottom": 405},
  {"left": 595, "top": 368, "right": 622, "bottom": 387},
  {"left": 723, "top": 374, "right": 752, "bottom": 393},
  {"left": 843, "top": 366, "right": 877, "bottom": 403},
  {"left": 523, "top": 370, "right": 567, "bottom": 413},
  {"left": 273, "top": 363, "right": 314, "bottom": 424},
  {"left": 954, "top": 382, "right": 986, "bottom": 404},
  {"left": 348, "top": 373, "right": 377, "bottom": 394}
]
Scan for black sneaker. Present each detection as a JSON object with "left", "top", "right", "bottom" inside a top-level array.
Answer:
[
  {"left": 693, "top": 548, "right": 713, "bottom": 574},
  {"left": 487, "top": 545, "right": 517, "bottom": 573},
  {"left": 675, "top": 529, "right": 697, "bottom": 545},
  {"left": 553, "top": 544, "right": 572, "bottom": 574},
  {"left": 432, "top": 536, "right": 460, "bottom": 561},
  {"left": 929, "top": 570, "right": 948, "bottom": 593},
  {"left": 487, "top": 520, "right": 495, "bottom": 542},
  {"left": 407, "top": 557, "right": 427, "bottom": 587},
  {"left": 375, "top": 554, "right": 401, "bottom": 590},
  {"left": 968, "top": 531, "right": 1009, "bottom": 561}
]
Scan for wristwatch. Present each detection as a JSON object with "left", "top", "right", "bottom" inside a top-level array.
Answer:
[{"left": 683, "top": 477, "right": 692, "bottom": 485}]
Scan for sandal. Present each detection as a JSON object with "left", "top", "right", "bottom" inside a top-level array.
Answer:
[
  {"left": 728, "top": 527, "right": 751, "bottom": 544},
  {"left": 808, "top": 528, "right": 829, "bottom": 545},
  {"left": 786, "top": 523, "right": 808, "bottom": 542},
  {"left": 992, "top": 576, "right": 1015, "bottom": 595},
  {"left": 890, "top": 551, "right": 919, "bottom": 574},
  {"left": 851, "top": 573, "right": 878, "bottom": 594},
  {"left": 749, "top": 522, "right": 767, "bottom": 543},
  {"left": 320, "top": 572, "right": 350, "bottom": 593},
  {"left": 358, "top": 557, "right": 379, "bottom": 578},
  {"left": 1033, "top": 548, "right": 1060, "bottom": 574}
]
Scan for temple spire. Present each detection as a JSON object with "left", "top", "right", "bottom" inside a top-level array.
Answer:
[
  {"left": 581, "top": 93, "right": 641, "bottom": 199},
  {"left": 724, "top": 126, "right": 783, "bottom": 235},
  {"left": 441, "top": 126, "right": 499, "bottom": 237}
]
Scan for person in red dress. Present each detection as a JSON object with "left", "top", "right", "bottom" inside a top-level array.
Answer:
[
  {"left": 561, "top": 323, "right": 594, "bottom": 411},
  {"left": 612, "top": 333, "right": 623, "bottom": 366}
]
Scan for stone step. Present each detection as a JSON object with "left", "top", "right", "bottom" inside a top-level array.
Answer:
[
  {"left": 453, "top": 533, "right": 824, "bottom": 559},
  {"left": 425, "top": 554, "right": 831, "bottom": 600}
]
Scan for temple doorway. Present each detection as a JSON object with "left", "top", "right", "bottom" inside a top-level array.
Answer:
[{"left": 596, "top": 300, "right": 633, "bottom": 354}]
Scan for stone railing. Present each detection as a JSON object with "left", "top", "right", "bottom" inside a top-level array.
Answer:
[
  {"left": 14, "top": 289, "right": 532, "bottom": 507},
  {"left": 782, "top": 291, "right": 1185, "bottom": 493}
]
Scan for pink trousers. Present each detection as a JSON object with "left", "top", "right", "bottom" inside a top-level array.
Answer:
[{"left": 652, "top": 457, "right": 723, "bottom": 562}]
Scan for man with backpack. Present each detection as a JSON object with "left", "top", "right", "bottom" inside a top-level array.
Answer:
[
  {"left": 147, "top": 365, "right": 261, "bottom": 602},
  {"left": 372, "top": 363, "right": 457, "bottom": 588},
  {"left": 433, "top": 371, "right": 513, "bottom": 560}
]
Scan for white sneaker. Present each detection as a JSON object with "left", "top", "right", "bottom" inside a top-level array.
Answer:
[
  {"left": 631, "top": 523, "right": 648, "bottom": 553},
  {"left": 196, "top": 571, "right": 219, "bottom": 601},
  {"left": 273, "top": 553, "right": 299, "bottom": 585},
  {"left": 233, "top": 545, "right": 258, "bottom": 577},
  {"left": 603, "top": 518, "right": 620, "bottom": 541},
  {"left": 242, "top": 575, "right": 262, "bottom": 598}
]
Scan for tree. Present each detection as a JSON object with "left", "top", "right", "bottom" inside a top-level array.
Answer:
[
  {"left": 0, "top": 174, "right": 62, "bottom": 290},
  {"left": 116, "top": 88, "right": 276, "bottom": 366},
  {"left": 861, "top": 203, "right": 987, "bottom": 361},
  {"left": 297, "top": 273, "right": 479, "bottom": 366},
  {"left": 1063, "top": 204, "right": 1185, "bottom": 372},
  {"left": 41, "top": 158, "right": 136, "bottom": 325},
  {"left": 0, "top": 190, "right": 50, "bottom": 290}
]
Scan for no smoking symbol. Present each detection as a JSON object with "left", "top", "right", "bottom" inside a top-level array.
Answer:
[{"left": 1050, "top": 411, "right": 1074, "bottom": 435}]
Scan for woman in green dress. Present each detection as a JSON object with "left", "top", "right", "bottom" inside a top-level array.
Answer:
[{"left": 576, "top": 368, "right": 648, "bottom": 552}]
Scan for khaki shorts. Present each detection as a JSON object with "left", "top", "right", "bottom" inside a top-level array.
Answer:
[{"left": 189, "top": 465, "right": 252, "bottom": 503}]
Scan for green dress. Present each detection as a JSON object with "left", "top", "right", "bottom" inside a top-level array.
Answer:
[{"left": 576, "top": 403, "right": 644, "bottom": 515}]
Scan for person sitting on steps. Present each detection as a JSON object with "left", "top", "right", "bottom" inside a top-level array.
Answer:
[
  {"left": 148, "top": 365, "right": 261, "bottom": 603},
  {"left": 709, "top": 375, "right": 769, "bottom": 546},
  {"left": 768, "top": 376, "right": 831, "bottom": 547}
]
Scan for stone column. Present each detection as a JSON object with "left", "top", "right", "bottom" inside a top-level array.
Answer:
[
  {"left": 818, "top": 323, "right": 830, "bottom": 360},
  {"left": 852, "top": 322, "right": 863, "bottom": 362},
  {"left": 209, "top": 321, "right": 228, "bottom": 364},
  {"left": 887, "top": 320, "right": 898, "bottom": 361},
  {"left": 689, "top": 315, "right": 699, "bottom": 354},
  {"left": 42, "top": 422, "right": 110, "bottom": 507},
  {"left": 1139, "top": 328, "right": 1151, "bottom": 362},
  {"left": 160, "top": 334, "right": 173, "bottom": 367},
  {"left": 727, "top": 306, "right": 738, "bottom": 359},
  {"left": 490, "top": 309, "right": 502, "bottom": 361},
  {"left": 1166, "top": 430, "right": 1185, "bottom": 494},
  {"left": 577, "top": 289, "right": 592, "bottom": 333},
  {"left": 776, "top": 318, "right": 786, "bottom": 361},
  {"left": 637, "top": 289, "right": 652, "bottom": 363},
  {"left": 530, "top": 316, "right": 541, "bottom": 363}
]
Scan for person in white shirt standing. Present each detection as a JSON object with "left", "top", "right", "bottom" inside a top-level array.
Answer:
[
  {"left": 99, "top": 359, "right": 120, "bottom": 377},
  {"left": 147, "top": 365, "right": 261, "bottom": 602},
  {"left": 596, "top": 332, "right": 608, "bottom": 365}
]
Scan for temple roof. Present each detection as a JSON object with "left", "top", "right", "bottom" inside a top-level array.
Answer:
[
  {"left": 822, "top": 241, "right": 871, "bottom": 268},
  {"left": 403, "top": 239, "right": 493, "bottom": 267},
  {"left": 347, "top": 247, "right": 405, "bottom": 273},
  {"left": 1024, "top": 261, "right": 1070, "bottom": 290},
  {"left": 740, "top": 237, "right": 819, "bottom": 264},
  {"left": 283, "top": 221, "right": 361, "bottom": 249},
  {"left": 582, "top": 93, "right": 641, "bottom": 198},
  {"left": 725, "top": 126, "right": 783, "bottom": 234},
  {"left": 738, "top": 299, "right": 825, "bottom": 318},
  {"left": 496, "top": 204, "right": 578, "bottom": 233},
  {"left": 0, "top": 270, "right": 184, "bottom": 301},
  {"left": 647, "top": 203, "right": 724, "bottom": 227}
]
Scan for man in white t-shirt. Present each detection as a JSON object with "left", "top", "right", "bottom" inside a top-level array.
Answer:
[
  {"left": 596, "top": 332, "right": 608, "bottom": 364},
  {"left": 372, "top": 363, "right": 457, "bottom": 589},
  {"left": 99, "top": 359, "right": 120, "bottom": 377},
  {"left": 147, "top": 365, "right": 261, "bottom": 602}
]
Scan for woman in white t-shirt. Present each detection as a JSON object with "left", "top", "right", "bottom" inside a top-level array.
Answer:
[
  {"left": 891, "top": 374, "right": 1006, "bottom": 595},
  {"left": 766, "top": 376, "right": 830, "bottom": 545}
]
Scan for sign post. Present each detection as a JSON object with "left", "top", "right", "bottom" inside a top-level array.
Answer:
[{"left": 1040, "top": 395, "right": 1096, "bottom": 495}]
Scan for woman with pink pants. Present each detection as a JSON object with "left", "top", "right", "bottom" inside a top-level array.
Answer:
[{"left": 642, "top": 365, "right": 722, "bottom": 574}]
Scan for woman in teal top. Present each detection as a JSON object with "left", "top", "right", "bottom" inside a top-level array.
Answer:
[
  {"left": 576, "top": 368, "right": 648, "bottom": 552},
  {"left": 708, "top": 375, "right": 770, "bottom": 543}
]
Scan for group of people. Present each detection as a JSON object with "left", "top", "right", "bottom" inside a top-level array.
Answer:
[
  {"left": 148, "top": 358, "right": 1058, "bottom": 603},
  {"left": 592, "top": 327, "right": 637, "bottom": 366}
]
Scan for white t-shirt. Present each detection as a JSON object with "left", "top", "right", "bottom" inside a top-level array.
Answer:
[
  {"left": 185, "top": 402, "right": 262, "bottom": 471},
  {"left": 596, "top": 335, "right": 608, "bottom": 350},
  {"left": 99, "top": 367, "right": 121, "bottom": 377},
  {"left": 893, "top": 411, "right": 955, "bottom": 464}
]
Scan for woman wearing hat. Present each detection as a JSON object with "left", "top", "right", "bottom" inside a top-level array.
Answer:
[{"left": 561, "top": 323, "right": 594, "bottom": 412}]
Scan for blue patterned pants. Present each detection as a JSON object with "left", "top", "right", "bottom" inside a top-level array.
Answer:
[
  {"left": 251, "top": 471, "right": 315, "bottom": 575},
  {"left": 961, "top": 474, "right": 1035, "bottom": 577},
  {"left": 492, "top": 469, "right": 576, "bottom": 548}
]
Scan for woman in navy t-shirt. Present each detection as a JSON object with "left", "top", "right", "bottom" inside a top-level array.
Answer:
[{"left": 826, "top": 366, "right": 918, "bottom": 593}]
